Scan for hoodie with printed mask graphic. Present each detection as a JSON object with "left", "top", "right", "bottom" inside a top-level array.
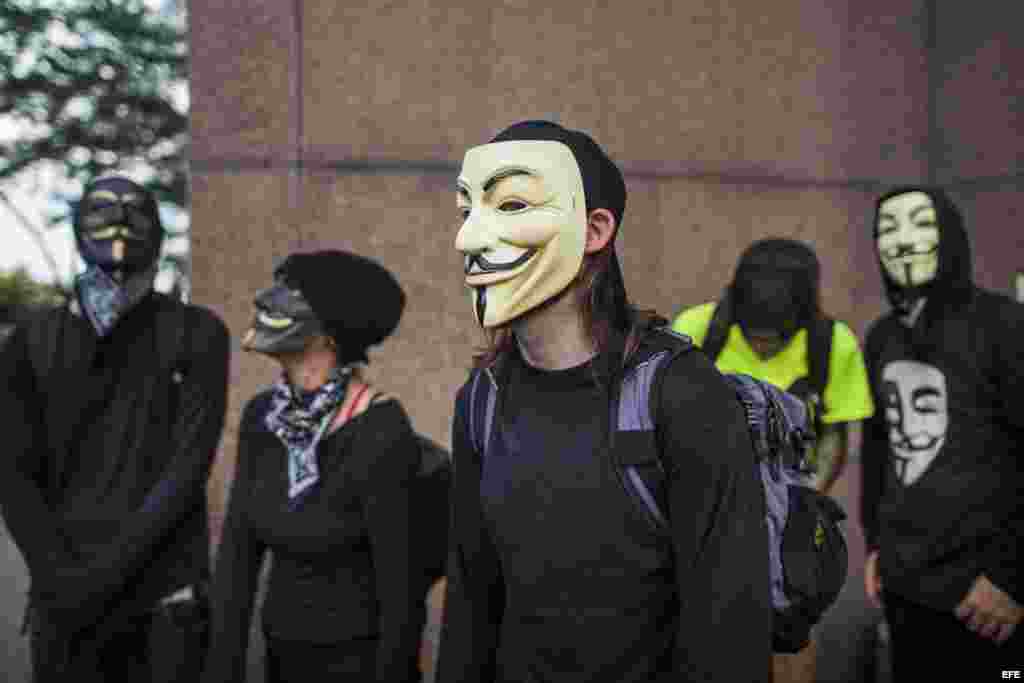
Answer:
[{"left": 860, "top": 186, "right": 1024, "bottom": 612}]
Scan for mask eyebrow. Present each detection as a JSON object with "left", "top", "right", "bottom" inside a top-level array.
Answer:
[
  {"left": 483, "top": 168, "right": 534, "bottom": 195},
  {"left": 909, "top": 204, "right": 936, "bottom": 221},
  {"left": 87, "top": 190, "right": 119, "bottom": 202},
  {"left": 912, "top": 386, "right": 942, "bottom": 400}
]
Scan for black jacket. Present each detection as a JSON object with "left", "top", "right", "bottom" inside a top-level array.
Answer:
[{"left": 0, "top": 292, "right": 229, "bottom": 634}]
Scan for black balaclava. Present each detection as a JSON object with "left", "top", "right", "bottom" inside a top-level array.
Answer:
[
  {"left": 488, "top": 120, "right": 631, "bottom": 334},
  {"left": 244, "top": 250, "right": 406, "bottom": 366},
  {"left": 730, "top": 238, "right": 821, "bottom": 343},
  {"left": 72, "top": 176, "right": 164, "bottom": 336},
  {"left": 73, "top": 176, "right": 164, "bottom": 277},
  {"left": 872, "top": 186, "right": 973, "bottom": 318}
]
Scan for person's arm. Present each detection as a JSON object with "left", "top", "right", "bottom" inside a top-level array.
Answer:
[
  {"left": 0, "top": 323, "right": 80, "bottom": 603},
  {"left": 858, "top": 327, "right": 888, "bottom": 608},
  {"left": 815, "top": 422, "right": 850, "bottom": 495},
  {"left": 202, "top": 404, "right": 268, "bottom": 683},
  {"left": 358, "top": 400, "right": 426, "bottom": 683},
  {"left": 50, "top": 309, "right": 231, "bottom": 628},
  {"left": 656, "top": 351, "right": 772, "bottom": 682},
  {"left": 956, "top": 299, "right": 1024, "bottom": 641},
  {"left": 817, "top": 321, "right": 875, "bottom": 494},
  {"left": 857, "top": 326, "right": 888, "bottom": 557},
  {"left": 435, "top": 383, "right": 504, "bottom": 683}
]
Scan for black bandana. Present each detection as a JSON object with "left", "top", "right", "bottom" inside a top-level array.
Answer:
[
  {"left": 74, "top": 263, "right": 156, "bottom": 337},
  {"left": 264, "top": 366, "right": 353, "bottom": 507}
]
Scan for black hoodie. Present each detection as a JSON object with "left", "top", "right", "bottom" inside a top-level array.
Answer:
[{"left": 860, "top": 186, "right": 1024, "bottom": 611}]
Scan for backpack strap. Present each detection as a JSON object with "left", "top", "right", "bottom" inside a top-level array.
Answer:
[
  {"left": 467, "top": 368, "right": 497, "bottom": 460},
  {"left": 701, "top": 293, "right": 733, "bottom": 362},
  {"left": 805, "top": 316, "right": 834, "bottom": 412},
  {"left": 610, "top": 327, "right": 696, "bottom": 534}
]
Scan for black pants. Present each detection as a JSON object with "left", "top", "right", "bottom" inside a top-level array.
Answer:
[
  {"left": 264, "top": 634, "right": 378, "bottom": 683},
  {"left": 884, "top": 590, "right": 1024, "bottom": 680},
  {"left": 30, "top": 598, "right": 209, "bottom": 683}
]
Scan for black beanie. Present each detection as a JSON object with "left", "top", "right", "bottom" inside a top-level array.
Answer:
[{"left": 275, "top": 250, "right": 405, "bottom": 365}]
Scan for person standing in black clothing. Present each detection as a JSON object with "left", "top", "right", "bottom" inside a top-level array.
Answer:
[
  {"left": 0, "top": 176, "right": 230, "bottom": 682},
  {"left": 438, "top": 121, "right": 771, "bottom": 682},
  {"left": 203, "top": 250, "right": 426, "bottom": 683},
  {"left": 860, "top": 187, "right": 1024, "bottom": 676}
]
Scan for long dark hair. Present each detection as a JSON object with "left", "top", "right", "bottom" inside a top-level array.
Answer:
[{"left": 472, "top": 241, "right": 662, "bottom": 371}]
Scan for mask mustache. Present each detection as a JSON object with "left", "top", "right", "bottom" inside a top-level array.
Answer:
[
  {"left": 464, "top": 248, "right": 537, "bottom": 275},
  {"left": 882, "top": 242, "right": 938, "bottom": 259}
]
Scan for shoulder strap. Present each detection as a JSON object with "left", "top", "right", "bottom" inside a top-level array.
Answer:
[
  {"left": 341, "top": 384, "right": 372, "bottom": 423},
  {"left": 805, "top": 317, "right": 834, "bottom": 410},
  {"left": 702, "top": 294, "right": 733, "bottom": 362},
  {"left": 610, "top": 327, "right": 697, "bottom": 532},
  {"left": 468, "top": 368, "right": 496, "bottom": 460}
]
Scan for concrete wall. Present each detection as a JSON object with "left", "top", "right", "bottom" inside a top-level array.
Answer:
[
  {"left": 189, "top": 0, "right": 942, "bottom": 519},
  {"left": 187, "top": 1, "right": 1022, "bottom": 680}
]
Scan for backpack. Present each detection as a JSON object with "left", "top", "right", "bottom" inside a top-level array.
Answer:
[
  {"left": 467, "top": 327, "right": 848, "bottom": 653},
  {"left": 411, "top": 433, "right": 452, "bottom": 596}
]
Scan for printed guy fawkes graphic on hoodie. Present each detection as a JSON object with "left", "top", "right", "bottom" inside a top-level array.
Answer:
[{"left": 860, "top": 186, "right": 1024, "bottom": 613}]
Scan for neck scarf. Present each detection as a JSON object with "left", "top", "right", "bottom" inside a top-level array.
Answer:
[
  {"left": 264, "top": 365, "right": 353, "bottom": 507},
  {"left": 74, "top": 264, "right": 155, "bottom": 337}
]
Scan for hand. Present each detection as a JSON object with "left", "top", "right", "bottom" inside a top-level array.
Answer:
[
  {"left": 954, "top": 575, "right": 1023, "bottom": 645},
  {"left": 864, "top": 550, "right": 884, "bottom": 609}
]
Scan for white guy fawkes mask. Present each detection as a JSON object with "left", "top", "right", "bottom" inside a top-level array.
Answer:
[
  {"left": 877, "top": 191, "right": 940, "bottom": 288},
  {"left": 455, "top": 140, "right": 587, "bottom": 328},
  {"left": 881, "top": 360, "right": 949, "bottom": 486}
]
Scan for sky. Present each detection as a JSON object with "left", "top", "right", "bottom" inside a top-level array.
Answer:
[{"left": 1, "top": 0, "right": 188, "bottom": 294}]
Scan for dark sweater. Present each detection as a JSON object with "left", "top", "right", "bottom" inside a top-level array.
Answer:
[
  {"left": 203, "top": 391, "right": 426, "bottom": 683},
  {"left": 860, "top": 288, "right": 1024, "bottom": 610},
  {"left": 860, "top": 186, "right": 1024, "bottom": 612},
  {"left": 438, "top": 342, "right": 772, "bottom": 683},
  {"left": 0, "top": 292, "right": 230, "bottom": 634}
]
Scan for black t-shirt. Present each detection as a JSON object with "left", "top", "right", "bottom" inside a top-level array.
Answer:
[
  {"left": 439, "top": 341, "right": 772, "bottom": 683},
  {"left": 482, "top": 353, "right": 676, "bottom": 682}
]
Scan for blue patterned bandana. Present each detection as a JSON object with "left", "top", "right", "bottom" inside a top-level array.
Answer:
[
  {"left": 265, "top": 365, "right": 353, "bottom": 507},
  {"left": 74, "top": 264, "right": 155, "bottom": 337}
]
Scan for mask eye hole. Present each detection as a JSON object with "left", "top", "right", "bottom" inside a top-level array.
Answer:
[{"left": 497, "top": 200, "right": 528, "bottom": 213}]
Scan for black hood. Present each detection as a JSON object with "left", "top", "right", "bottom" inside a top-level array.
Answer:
[{"left": 873, "top": 186, "right": 974, "bottom": 314}]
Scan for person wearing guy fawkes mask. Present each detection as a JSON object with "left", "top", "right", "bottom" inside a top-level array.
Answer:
[
  {"left": 860, "top": 187, "right": 1024, "bottom": 676},
  {"left": 437, "top": 121, "right": 771, "bottom": 682},
  {"left": 203, "top": 250, "right": 428, "bottom": 683},
  {"left": 0, "top": 176, "right": 230, "bottom": 682}
]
